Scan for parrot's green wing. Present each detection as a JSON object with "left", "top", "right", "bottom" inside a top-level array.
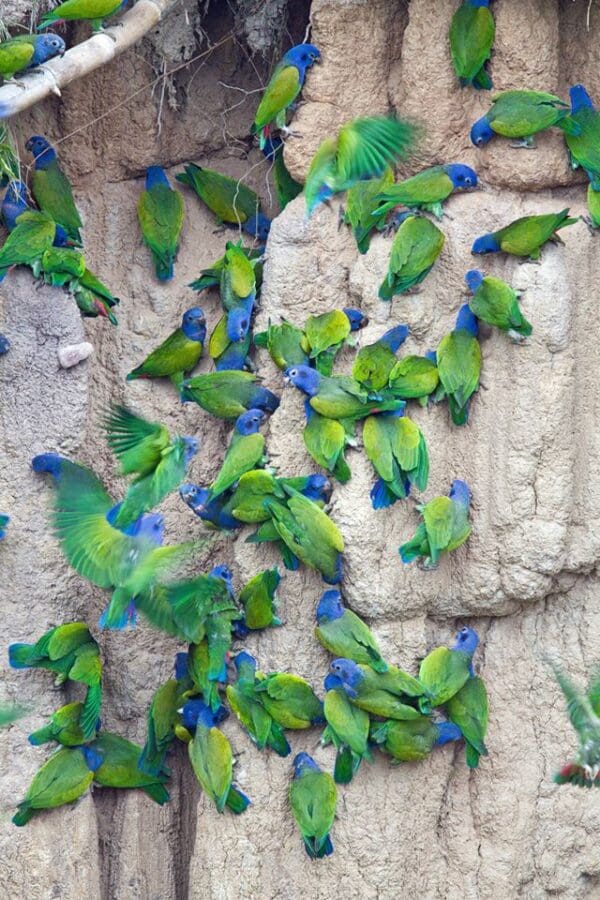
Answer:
[
  {"left": 105, "top": 405, "right": 171, "bottom": 477},
  {"left": 352, "top": 342, "right": 398, "bottom": 391},
  {"left": 552, "top": 664, "right": 599, "bottom": 742},
  {"left": 210, "top": 432, "right": 265, "bottom": 499},
  {"left": 289, "top": 769, "right": 337, "bottom": 858},
  {"left": 375, "top": 167, "right": 453, "bottom": 216},
  {"left": 255, "top": 320, "right": 308, "bottom": 370},
  {"left": 419, "top": 646, "right": 471, "bottom": 707},
  {"left": 324, "top": 688, "right": 371, "bottom": 756},
  {"left": 496, "top": 210, "right": 577, "bottom": 257},
  {"left": 238, "top": 567, "right": 280, "bottom": 630},
  {"left": 46, "top": 623, "right": 93, "bottom": 660},
  {"left": 31, "top": 159, "right": 83, "bottom": 244},
  {"left": 14, "top": 747, "right": 93, "bottom": 825},
  {"left": 380, "top": 216, "right": 445, "bottom": 298},
  {"left": 335, "top": 117, "right": 418, "bottom": 190},
  {"left": 128, "top": 328, "right": 203, "bottom": 380},
  {"left": 182, "top": 371, "right": 260, "bottom": 419},
  {"left": 188, "top": 726, "right": 233, "bottom": 811},
  {"left": 449, "top": 3, "right": 495, "bottom": 85},
  {"left": 303, "top": 413, "right": 352, "bottom": 483},
  {"left": 490, "top": 90, "right": 568, "bottom": 137},
  {"left": 345, "top": 167, "right": 394, "bottom": 251},
  {"left": 0, "top": 38, "right": 35, "bottom": 79},
  {"left": 253, "top": 63, "right": 301, "bottom": 131},
  {"left": 304, "top": 138, "right": 337, "bottom": 214},
  {"left": 0, "top": 210, "right": 55, "bottom": 273},
  {"left": 138, "top": 184, "right": 184, "bottom": 279},
  {"left": 437, "top": 329, "right": 481, "bottom": 412},
  {"left": 139, "top": 677, "right": 179, "bottom": 774},
  {"left": 389, "top": 355, "right": 439, "bottom": 399},
  {"left": 256, "top": 673, "right": 322, "bottom": 728},
  {"left": 226, "top": 684, "right": 273, "bottom": 749},
  {"left": 422, "top": 496, "right": 455, "bottom": 558},
  {"left": 222, "top": 242, "right": 256, "bottom": 303},
  {"left": 588, "top": 672, "right": 600, "bottom": 717},
  {"left": 116, "top": 438, "right": 190, "bottom": 526},
  {"left": 229, "top": 469, "right": 280, "bottom": 523},
  {"left": 446, "top": 675, "right": 488, "bottom": 767}
]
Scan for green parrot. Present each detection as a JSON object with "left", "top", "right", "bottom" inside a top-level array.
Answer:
[
  {"left": 471, "top": 90, "right": 569, "bottom": 149},
  {"left": 38, "top": 0, "right": 126, "bottom": 31},
  {"left": 186, "top": 641, "right": 224, "bottom": 714},
  {"left": 225, "top": 652, "right": 291, "bottom": 756},
  {"left": 315, "top": 589, "right": 388, "bottom": 673},
  {"left": 176, "top": 164, "right": 270, "bottom": 240},
  {"left": 379, "top": 214, "right": 445, "bottom": 299},
  {"left": 448, "top": 0, "right": 495, "bottom": 90},
  {"left": 304, "top": 308, "right": 367, "bottom": 375},
  {"left": 374, "top": 164, "right": 478, "bottom": 221},
  {"left": 262, "top": 137, "right": 303, "bottom": 209},
  {"left": 370, "top": 716, "right": 462, "bottom": 762},
  {"left": 13, "top": 746, "right": 96, "bottom": 826},
  {"left": 388, "top": 353, "right": 440, "bottom": 402},
  {"left": 208, "top": 314, "right": 252, "bottom": 372},
  {"left": 285, "top": 364, "right": 406, "bottom": 421},
  {"left": 252, "top": 44, "right": 321, "bottom": 148},
  {"left": 445, "top": 675, "right": 489, "bottom": 767},
  {"left": 28, "top": 701, "right": 98, "bottom": 747},
  {"left": 207, "top": 409, "right": 266, "bottom": 500},
  {"left": 228, "top": 469, "right": 330, "bottom": 524},
  {"left": 418, "top": 626, "right": 480, "bottom": 712},
  {"left": 363, "top": 409, "right": 429, "bottom": 509},
  {"left": 322, "top": 684, "right": 372, "bottom": 784},
  {"left": 556, "top": 85, "right": 600, "bottom": 190},
  {"left": 343, "top": 166, "right": 394, "bottom": 253},
  {"left": 0, "top": 34, "right": 65, "bottom": 82},
  {"left": 238, "top": 567, "right": 282, "bottom": 630},
  {"left": 138, "top": 678, "right": 181, "bottom": 776},
  {"left": 551, "top": 663, "right": 600, "bottom": 788},
  {"left": 181, "top": 370, "right": 279, "bottom": 420},
  {"left": 254, "top": 670, "right": 323, "bottom": 730},
  {"left": 220, "top": 241, "right": 257, "bottom": 343},
  {"left": 434, "top": 305, "right": 481, "bottom": 426},
  {"left": 465, "top": 270, "right": 532, "bottom": 340},
  {"left": 586, "top": 183, "right": 600, "bottom": 229},
  {"left": 303, "top": 408, "right": 354, "bottom": 484},
  {"left": 0, "top": 210, "right": 56, "bottom": 282},
  {"left": 254, "top": 319, "right": 309, "bottom": 370},
  {"left": 26, "top": 136, "right": 83, "bottom": 246},
  {"left": 127, "top": 308, "right": 206, "bottom": 384},
  {"left": 137, "top": 166, "right": 184, "bottom": 281},
  {"left": 105, "top": 405, "right": 199, "bottom": 527},
  {"left": 289, "top": 752, "right": 337, "bottom": 859},
  {"left": 329, "top": 659, "right": 424, "bottom": 720},
  {"left": 352, "top": 325, "right": 410, "bottom": 393},
  {"left": 72, "top": 267, "right": 119, "bottom": 324},
  {"left": 90, "top": 732, "right": 170, "bottom": 804},
  {"left": 40, "top": 246, "right": 86, "bottom": 285},
  {"left": 186, "top": 704, "right": 250, "bottom": 814},
  {"left": 9, "top": 622, "right": 102, "bottom": 741},
  {"left": 471, "top": 209, "right": 578, "bottom": 259},
  {"left": 399, "top": 479, "right": 472, "bottom": 569},
  {"left": 189, "top": 246, "right": 263, "bottom": 294},
  {"left": 304, "top": 116, "right": 418, "bottom": 216}
]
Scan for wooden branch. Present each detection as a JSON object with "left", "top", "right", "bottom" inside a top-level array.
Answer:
[{"left": 0, "top": 0, "right": 179, "bottom": 120}]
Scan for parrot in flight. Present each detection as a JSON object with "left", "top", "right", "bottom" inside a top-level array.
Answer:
[{"left": 551, "top": 663, "right": 600, "bottom": 788}]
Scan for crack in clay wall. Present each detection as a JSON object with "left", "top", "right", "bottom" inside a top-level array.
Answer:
[{"left": 0, "top": 1, "right": 599, "bottom": 898}]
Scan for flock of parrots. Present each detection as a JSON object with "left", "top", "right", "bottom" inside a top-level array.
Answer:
[{"left": 1, "top": 0, "right": 599, "bottom": 863}]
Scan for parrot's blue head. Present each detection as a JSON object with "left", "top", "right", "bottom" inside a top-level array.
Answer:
[
  {"left": 181, "top": 698, "right": 215, "bottom": 730},
  {"left": 283, "top": 43, "right": 321, "bottom": 79},
  {"left": 80, "top": 745, "right": 104, "bottom": 773},
  {"left": 424, "top": 349, "right": 437, "bottom": 364},
  {"left": 5, "top": 180, "right": 28, "bottom": 205},
  {"left": 226, "top": 306, "right": 252, "bottom": 343},
  {"left": 302, "top": 473, "right": 332, "bottom": 503},
  {"left": 242, "top": 212, "right": 271, "bottom": 242},
  {"left": 470, "top": 116, "right": 494, "bottom": 147},
  {"left": 381, "top": 323, "right": 409, "bottom": 352},
  {"left": 174, "top": 651, "right": 188, "bottom": 681},
  {"left": 179, "top": 482, "right": 207, "bottom": 509},
  {"left": 211, "top": 564, "right": 234, "bottom": 592},
  {"left": 235, "top": 408, "right": 265, "bottom": 435},
  {"left": 452, "top": 625, "right": 479, "bottom": 657},
  {"left": 181, "top": 306, "right": 206, "bottom": 342},
  {"left": 284, "top": 364, "right": 321, "bottom": 397},
  {"left": 323, "top": 673, "right": 344, "bottom": 692},
  {"left": 316, "top": 589, "right": 344, "bottom": 623},
  {"left": 31, "top": 452, "right": 64, "bottom": 477},
  {"left": 343, "top": 308, "right": 369, "bottom": 331},
  {"left": 471, "top": 233, "right": 500, "bottom": 255},
  {"left": 25, "top": 135, "right": 56, "bottom": 169},
  {"left": 464, "top": 269, "right": 484, "bottom": 293},
  {"left": 466, "top": 0, "right": 490, "bottom": 7},
  {"left": 31, "top": 33, "right": 66, "bottom": 66},
  {"left": 251, "top": 385, "right": 280, "bottom": 414},
  {"left": 182, "top": 436, "right": 199, "bottom": 464},
  {"left": 293, "top": 751, "right": 321, "bottom": 777},
  {"left": 455, "top": 303, "right": 479, "bottom": 336},
  {"left": 133, "top": 513, "right": 165, "bottom": 544},
  {"left": 0, "top": 334, "right": 10, "bottom": 355},
  {"left": 445, "top": 164, "right": 478, "bottom": 190},
  {"left": 145, "top": 165, "right": 170, "bottom": 190},
  {"left": 449, "top": 479, "right": 471, "bottom": 508},
  {"left": 329, "top": 657, "right": 363, "bottom": 687},
  {"left": 569, "top": 83, "right": 595, "bottom": 113},
  {"left": 233, "top": 651, "right": 257, "bottom": 678},
  {"left": 53, "top": 224, "right": 71, "bottom": 247},
  {"left": 435, "top": 722, "right": 463, "bottom": 746}
]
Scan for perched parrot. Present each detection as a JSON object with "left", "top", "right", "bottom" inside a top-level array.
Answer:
[
  {"left": 285, "top": 364, "right": 405, "bottom": 421},
  {"left": 328, "top": 659, "right": 424, "bottom": 720},
  {"left": 388, "top": 352, "right": 439, "bottom": 403},
  {"left": 181, "top": 370, "right": 280, "bottom": 420},
  {"left": 419, "top": 626, "right": 480, "bottom": 712},
  {"left": 252, "top": 43, "right": 321, "bottom": 148},
  {"left": 38, "top": 0, "right": 127, "bottom": 31},
  {"left": 557, "top": 84, "right": 600, "bottom": 189},
  {"left": 9, "top": 622, "right": 102, "bottom": 741},
  {"left": 445, "top": 674, "right": 489, "bottom": 767},
  {"left": 254, "top": 670, "right": 323, "bottom": 730},
  {"left": 322, "top": 679, "right": 372, "bottom": 783},
  {"left": 342, "top": 166, "right": 394, "bottom": 254},
  {"left": 226, "top": 652, "right": 291, "bottom": 756},
  {"left": 471, "top": 208, "right": 578, "bottom": 259},
  {"left": 90, "top": 732, "right": 170, "bottom": 804},
  {"left": 105, "top": 405, "right": 199, "bottom": 527},
  {"left": 315, "top": 589, "right": 387, "bottom": 672},
  {"left": 0, "top": 33, "right": 65, "bottom": 82},
  {"left": 189, "top": 246, "right": 264, "bottom": 294},
  {"left": 185, "top": 701, "right": 250, "bottom": 813},
  {"left": 352, "top": 324, "right": 409, "bottom": 392},
  {"left": 465, "top": 269, "right": 532, "bottom": 340},
  {"left": 448, "top": 0, "right": 495, "bottom": 90},
  {"left": 180, "top": 483, "right": 242, "bottom": 531},
  {"left": 399, "top": 479, "right": 472, "bottom": 569},
  {"left": 374, "top": 164, "right": 478, "bottom": 221},
  {"left": 254, "top": 319, "right": 309, "bottom": 370},
  {"left": 28, "top": 701, "right": 98, "bottom": 747},
  {"left": 138, "top": 677, "right": 181, "bottom": 775},
  {"left": 551, "top": 664, "right": 600, "bottom": 788},
  {"left": 32, "top": 453, "right": 193, "bottom": 629},
  {"left": 137, "top": 166, "right": 184, "bottom": 281},
  {"left": 185, "top": 641, "right": 226, "bottom": 715},
  {"left": 470, "top": 90, "right": 569, "bottom": 149},
  {"left": 208, "top": 409, "right": 266, "bottom": 500},
  {"left": 40, "top": 246, "right": 85, "bottom": 286},
  {"left": 12, "top": 746, "right": 99, "bottom": 826},
  {"left": 72, "top": 266, "right": 120, "bottom": 323},
  {"left": 289, "top": 752, "right": 337, "bottom": 859},
  {"left": 302, "top": 403, "right": 355, "bottom": 484},
  {"left": 304, "top": 307, "right": 368, "bottom": 375},
  {"left": 435, "top": 304, "right": 481, "bottom": 426},
  {"left": 379, "top": 213, "right": 445, "bottom": 299},
  {"left": 364, "top": 408, "right": 429, "bottom": 509},
  {"left": 237, "top": 567, "right": 282, "bottom": 631},
  {"left": 220, "top": 241, "right": 257, "bottom": 342},
  {"left": 370, "top": 716, "right": 462, "bottom": 762},
  {"left": 227, "top": 469, "right": 332, "bottom": 524},
  {"left": 304, "top": 116, "right": 418, "bottom": 216},
  {"left": 26, "top": 136, "right": 83, "bottom": 246},
  {"left": 209, "top": 314, "right": 252, "bottom": 371},
  {"left": 127, "top": 307, "right": 206, "bottom": 384},
  {"left": 262, "top": 137, "right": 303, "bottom": 209},
  {"left": 0, "top": 209, "right": 56, "bottom": 282},
  {"left": 176, "top": 164, "right": 271, "bottom": 240}
]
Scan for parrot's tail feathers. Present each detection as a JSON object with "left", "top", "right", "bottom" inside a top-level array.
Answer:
[
  {"left": 369, "top": 721, "right": 388, "bottom": 745},
  {"left": 333, "top": 746, "right": 356, "bottom": 784},
  {"left": 448, "top": 396, "right": 469, "bottom": 426},
  {"left": 466, "top": 744, "right": 482, "bottom": 768},
  {"left": 12, "top": 804, "right": 34, "bottom": 826},
  {"left": 399, "top": 538, "right": 421, "bottom": 564},
  {"left": 28, "top": 725, "right": 53, "bottom": 745},
  {"left": 268, "top": 725, "right": 291, "bottom": 757},
  {"left": 370, "top": 478, "right": 399, "bottom": 510},
  {"left": 322, "top": 553, "right": 343, "bottom": 586},
  {"left": 138, "top": 746, "right": 165, "bottom": 777},
  {"left": 378, "top": 278, "right": 394, "bottom": 302},
  {"left": 99, "top": 601, "right": 137, "bottom": 631},
  {"left": 226, "top": 785, "right": 251, "bottom": 814},
  {"left": 155, "top": 257, "right": 175, "bottom": 282},
  {"left": 333, "top": 455, "right": 351, "bottom": 484},
  {"left": 37, "top": 13, "right": 60, "bottom": 29},
  {"left": 304, "top": 834, "right": 334, "bottom": 859},
  {"left": 142, "top": 783, "right": 171, "bottom": 805},
  {"left": 280, "top": 544, "right": 300, "bottom": 571},
  {"left": 368, "top": 651, "right": 389, "bottom": 674},
  {"left": 8, "top": 643, "right": 35, "bottom": 669},
  {"left": 472, "top": 67, "right": 492, "bottom": 91},
  {"left": 81, "top": 684, "right": 102, "bottom": 740}
]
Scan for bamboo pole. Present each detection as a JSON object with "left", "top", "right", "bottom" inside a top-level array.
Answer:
[{"left": 0, "top": 0, "right": 179, "bottom": 120}]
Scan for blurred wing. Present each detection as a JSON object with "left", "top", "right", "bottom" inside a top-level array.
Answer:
[
  {"left": 105, "top": 405, "right": 170, "bottom": 476},
  {"left": 335, "top": 117, "right": 418, "bottom": 189}
]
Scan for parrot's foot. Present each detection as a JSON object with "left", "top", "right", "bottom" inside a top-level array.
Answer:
[
  {"left": 508, "top": 330, "right": 528, "bottom": 345},
  {"left": 337, "top": 205, "right": 346, "bottom": 231},
  {"left": 582, "top": 215, "right": 598, "bottom": 235},
  {"left": 280, "top": 125, "right": 302, "bottom": 140},
  {"left": 583, "top": 763, "right": 599, "bottom": 782},
  {"left": 509, "top": 138, "right": 535, "bottom": 149},
  {"left": 404, "top": 286, "right": 422, "bottom": 295},
  {"left": 418, "top": 559, "right": 439, "bottom": 572},
  {"left": 5, "top": 77, "right": 27, "bottom": 91}
]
